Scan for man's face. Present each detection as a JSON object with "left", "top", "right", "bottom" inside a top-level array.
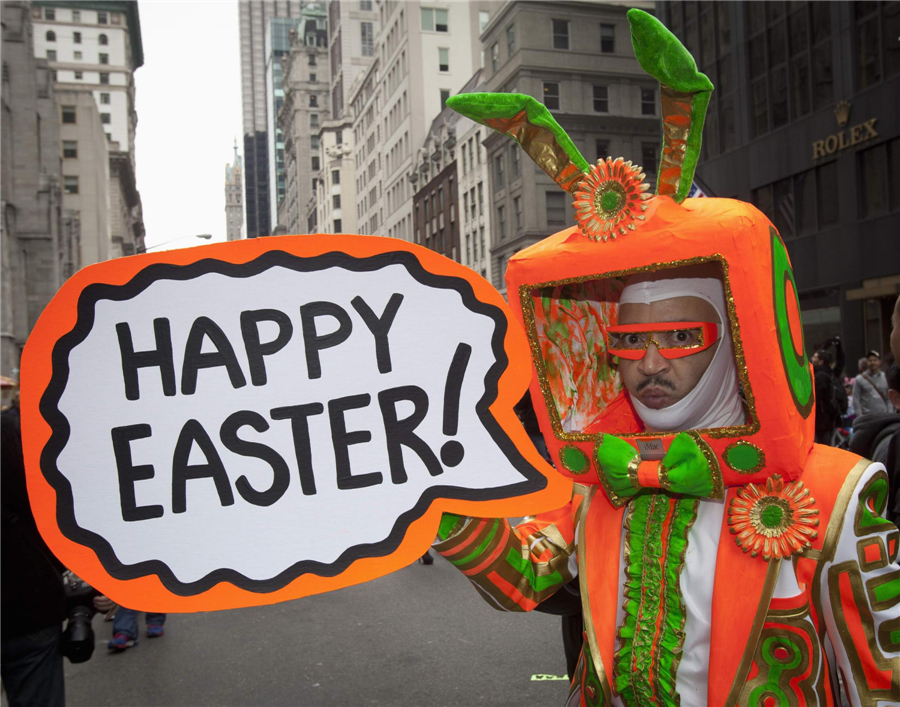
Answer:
[
  {"left": 617, "top": 296, "right": 720, "bottom": 410},
  {"left": 867, "top": 354, "right": 881, "bottom": 375},
  {"left": 811, "top": 352, "right": 821, "bottom": 368}
]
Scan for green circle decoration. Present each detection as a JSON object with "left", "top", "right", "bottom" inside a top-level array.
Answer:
[
  {"left": 761, "top": 504, "right": 784, "bottom": 528},
  {"left": 724, "top": 440, "right": 766, "bottom": 474},
  {"left": 560, "top": 445, "right": 590, "bottom": 475},
  {"left": 771, "top": 227, "right": 813, "bottom": 417},
  {"left": 600, "top": 190, "right": 620, "bottom": 212}
]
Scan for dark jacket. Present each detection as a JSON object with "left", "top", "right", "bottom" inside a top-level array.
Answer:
[
  {"left": 814, "top": 367, "right": 838, "bottom": 433},
  {"left": 850, "top": 412, "right": 900, "bottom": 524},
  {"left": 1, "top": 410, "right": 66, "bottom": 641}
]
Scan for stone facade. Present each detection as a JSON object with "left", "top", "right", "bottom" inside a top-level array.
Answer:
[
  {"left": 310, "top": 116, "right": 355, "bottom": 234},
  {"left": 1, "top": 2, "right": 72, "bottom": 375},
  {"left": 225, "top": 142, "right": 244, "bottom": 241}
]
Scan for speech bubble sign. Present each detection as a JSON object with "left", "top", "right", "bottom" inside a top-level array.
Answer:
[{"left": 21, "top": 235, "right": 570, "bottom": 611}]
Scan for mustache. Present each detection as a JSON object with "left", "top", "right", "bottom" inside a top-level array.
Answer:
[{"left": 636, "top": 376, "right": 676, "bottom": 393}]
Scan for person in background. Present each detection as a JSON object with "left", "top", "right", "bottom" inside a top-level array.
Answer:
[
  {"left": 858, "top": 356, "right": 869, "bottom": 375},
  {"left": 1, "top": 409, "right": 67, "bottom": 706},
  {"left": 812, "top": 350, "right": 840, "bottom": 445},
  {"left": 850, "top": 363, "right": 899, "bottom": 467},
  {"left": 888, "top": 296, "right": 900, "bottom": 523},
  {"left": 853, "top": 351, "right": 892, "bottom": 417},
  {"left": 101, "top": 604, "right": 166, "bottom": 651}
]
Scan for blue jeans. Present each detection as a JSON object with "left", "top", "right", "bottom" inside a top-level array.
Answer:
[
  {"left": 112, "top": 608, "right": 166, "bottom": 639},
  {"left": 1, "top": 624, "right": 65, "bottom": 707}
]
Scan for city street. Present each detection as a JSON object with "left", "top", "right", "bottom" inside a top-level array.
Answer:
[{"left": 64, "top": 555, "right": 570, "bottom": 707}]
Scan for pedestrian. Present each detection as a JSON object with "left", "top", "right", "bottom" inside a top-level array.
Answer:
[
  {"left": 852, "top": 351, "right": 892, "bottom": 416},
  {"left": 849, "top": 363, "right": 899, "bottom": 468},
  {"left": 1, "top": 408, "right": 67, "bottom": 707},
  {"left": 812, "top": 349, "right": 841, "bottom": 445},
  {"left": 96, "top": 598, "right": 166, "bottom": 651}
]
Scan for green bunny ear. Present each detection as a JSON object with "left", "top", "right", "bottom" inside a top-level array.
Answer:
[
  {"left": 627, "top": 9, "right": 714, "bottom": 203},
  {"left": 447, "top": 93, "right": 589, "bottom": 193}
]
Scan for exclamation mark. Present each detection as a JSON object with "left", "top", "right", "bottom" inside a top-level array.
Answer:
[{"left": 440, "top": 342, "right": 471, "bottom": 467}]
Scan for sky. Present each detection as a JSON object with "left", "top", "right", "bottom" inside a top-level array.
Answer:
[{"left": 135, "top": 0, "right": 243, "bottom": 250}]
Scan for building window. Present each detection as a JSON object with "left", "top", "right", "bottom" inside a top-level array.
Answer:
[
  {"left": 98, "top": 11, "right": 108, "bottom": 24},
  {"left": 440, "top": 89, "right": 450, "bottom": 110},
  {"left": 596, "top": 139, "right": 609, "bottom": 161},
  {"left": 46, "top": 30, "right": 56, "bottom": 42},
  {"left": 309, "top": 94, "right": 318, "bottom": 107},
  {"left": 100, "top": 92, "right": 110, "bottom": 104},
  {"left": 64, "top": 176, "right": 79, "bottom": 194},
  {"left": 100, "top": 113, "right": 111, "bottom": 124},
  {"left": 312, "top": 156, "right": 320, "bottom": 170},
  {"left": 334, "top": 219, "right": 342, "bottom": 231},
  {"left": 74, "top": 51, "right": 82, "bottom": 60},
  {"left": 47, "top": 50, "right": 57, "bottom": 61},
  {"left": 99, "top": 53, "right": 109, "bottom": 65},
  {"left": 514, "top": 196, "right": 523, "bottom": 229},
  {"left": 99, "top": 34, "right": 108, "bottom": 45},
  {"left": 438, "top": 47, "right": 449, "bottom": 72},
  {"left": 360, "top": 0, "right": 372, "bottom": 10},
  {"left": 72, "top": 10, "right": 80, "bottom": 21},
  {"left": 310, "top": 73, "right": 317, "bottom": 83},
  {"left": 333, "top": 195, "right": 341, "bottom": 208},
  {"left": 507, "top": 24, "right": 516, "bottom": 54},
  {"left": 477, "top": 182, "right": 484, "bottom": 215},
  {"left": 491, "top": 43, "right": 499, "bottom": 72},
  {"left": 463, "top": 193, "right": 470, "bottom": 222},
  {"left": 309, "top": 55, "right": 317, "bottom": 66},
  {"left": 361, "top": 21, "right": 374, "bottom": 56},
  {"left": 497, "top": 205, "right": 507, "bottom": 239},
  {"left": 74, "top": 31, "right": 82, "bottom": 43},
  {"left": 329, "top": 170, "right": 339, "bottom": 185},
  {"left": 99, "top": 72, "right": 110, "bottom": 84},
  {"left": 547, "top": 192, "right": 566, "bottom": 225},
  {"left": 336, "top": 131, "right": 343, "bottom": 145},
  {"left": 600, "top": 23, "right": 615, "bottom": 53},
  {"left": 479, "top": 11, "right": 490, "bottom": 32},
  {"left": 494, "top": 154, "right": 505, "bottom": 188},
  {"left": 63, "top": 141, "right": 78, "bottom": 159},
  {"left": 74, "top": 71, "right": 83, "bottom": 79},
  {"left": 641, "top": 143, "right": 658, "bottom": 180},
  {"left": 44, "top": 8, "right": 55, "bottom": 20},
  {"left": 421, "top": 8, "right": 448, "bottom": 33},
  {"left": 311, "top": 135, "right": 320, "bottom": 149},
  {"left": 552, "top": 19, "right": 570, "bottom": 50},
  {"left": 61, "top": 106, "right": 76, "bottom": 123},
  {"left": 543, "top": 82, "right": 560, "bottom": 110},
  {"left": 593, "top": 85, "right": 609, "bottom": 113},
  {"left": 641, "top": 88, "right": 656, "bottom": 115},
  {"left": 510, "top": 144, "right": 520, "bottom": 178},
  {"left": 310, "top": 113, "right": 319, "bottom": 128}
]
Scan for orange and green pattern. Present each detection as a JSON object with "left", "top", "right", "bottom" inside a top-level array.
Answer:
[
  {"left": 533, "top": 280, "right": 624, "bottom": 433},
  {"left": 434, "top": 496, "right": 583, "bottom": 612}
]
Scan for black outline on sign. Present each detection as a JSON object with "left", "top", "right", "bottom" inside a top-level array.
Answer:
[{"left": 39, "top": 249, "right": 546, "bottom": 595}]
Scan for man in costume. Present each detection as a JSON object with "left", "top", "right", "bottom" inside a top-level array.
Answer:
[{"left": 435, "top": 10, "right": 899, "bottom": 706}]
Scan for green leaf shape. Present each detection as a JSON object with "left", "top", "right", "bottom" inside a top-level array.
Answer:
[
  {"left": 446, "top": 92, "right": 590, "bottom": 176},
  {"left": 627, "top": 9, "right": 713, "bottom": 94},
  {"left": 662, "top": 432, "right": 714, "bottom": 497}
]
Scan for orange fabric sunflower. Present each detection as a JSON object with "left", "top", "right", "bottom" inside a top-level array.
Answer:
[
  {"left": 728, "top": 474, "right": 820, "bottom": 560},
  {"left": 572, "top": 157, "right": 652, "bottom": 241}
]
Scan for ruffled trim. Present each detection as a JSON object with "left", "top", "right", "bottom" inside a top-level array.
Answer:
[{"left": 614, "top": 493, "right": 699, "bottom": 706}]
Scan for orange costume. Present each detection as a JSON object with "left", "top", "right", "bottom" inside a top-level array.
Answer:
[{"left": 435, "top": 11, "right": 899, "bottom": 706}]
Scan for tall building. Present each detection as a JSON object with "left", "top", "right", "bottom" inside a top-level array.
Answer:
[
  {"left": 225, "top": 140, "right": 244, "bottom": 241},
  {"left": 310, "top": 116, "right": 356, "bottom": 234},
  {"left": 325, "top": 0, "right": 379, "bottom": 121},
  {"left": 659, "top": 0, "right": 900, "bottom": 361},
  {"left": 239, "top": 0, "right": 303, "bottom": 238},
  {"left": 56, "top": 89, "right": 110, "bottom": 266},
  {"left": 32, "top": 0, "right": 145, "bottom": 258},
  {"left": 353, "top": 0, "right": 498, "bottom": 246},
  {"left": 1, "top": 2, "right": 74, "bottom": 374},
  {"left": 349, "top": 58, "right": 382, "bottom": 235},
  {"left": 277, "top": 10, "right": 330, "bottom": 234},
  {"left": 478, "top": 0, "right": 655, "bottom": 295}
]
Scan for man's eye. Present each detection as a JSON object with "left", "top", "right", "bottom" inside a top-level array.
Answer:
[{"left": 624, "top": 334, "right": 643, "bottom": 347}]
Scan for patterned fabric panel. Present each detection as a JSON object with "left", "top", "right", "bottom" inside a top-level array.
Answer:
[
  {"left": 568, "top": 638, "right": 608, "bottom": 707},
  {"left": 433, "top": 492, "right": 585, "bottom": 612}
]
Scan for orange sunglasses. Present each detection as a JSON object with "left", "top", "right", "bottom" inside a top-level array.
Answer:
[{"left": 605, "top": 321, "right": 719, "bottom": 360}]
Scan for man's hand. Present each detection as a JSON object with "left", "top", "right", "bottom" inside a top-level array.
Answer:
[{"left": 92, "top": 595, "right": 116, "bottom": 614}]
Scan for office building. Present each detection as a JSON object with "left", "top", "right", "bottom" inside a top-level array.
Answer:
[
  {"left": 310, "top": 116, "right": 356, "bottom": 234},
  {"left": 225, "top": 141, "right": 244, "bottom": 241},
  {"left": 325, "top": 0, "right": 379, "bottom": 121},
  {"left": 239, "top": 0, "right": 303, "bottom": 237},
  {"left": 660, "top": 0, "right": 900, "bottom": 361}
]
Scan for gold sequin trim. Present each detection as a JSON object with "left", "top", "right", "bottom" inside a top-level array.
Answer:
[{"left": 723, "top": 440, "right": 767, "bottom": 475}]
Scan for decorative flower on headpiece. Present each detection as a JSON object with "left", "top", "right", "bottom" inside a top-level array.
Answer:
[
  {"left": 572, "top": 157, "right": 651, "bottom": 241},
  {"left": 728, "top": 474, "right": 819, "bottom": 561}
]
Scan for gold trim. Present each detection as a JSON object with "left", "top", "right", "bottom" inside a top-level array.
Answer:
[
  {"left": 626, "top": 455, "right": 642, "bottom": 491},
  {"left": 857, "top": 536, "right": 889, "bottom": 572},
  {"left": 519, "top": 253, "right": 760, "bottom": 444},
  {"left": 887, "top": 530, "right": 900, "bottom": 564},
  {"left": 576, "top": 486, "right": 613, "bottom": 705},
  {"left": 723, "top": 440, "right": 767, "bottom": 475},
  {"left": 688, "top": 430, "right": 725, "bottom": 500},
  {"left": 559, "top": 444, "right": 591, "bottom": 475},
  {"left": 819, "top": 459, "right": 873, "bottom": 563},
  {"left": 592, "top": 434, "right": 630, "bottom": 508},
  {"left": 724, "top": 558, "right": 782, "bottom": 707},
  {"left": 866, "top": 569, "right": 900, "bottom": 612}
]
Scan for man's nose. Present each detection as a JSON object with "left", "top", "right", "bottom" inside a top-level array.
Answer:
[{"left": 638, "top": 343, "right": 670, "bottom": 375}]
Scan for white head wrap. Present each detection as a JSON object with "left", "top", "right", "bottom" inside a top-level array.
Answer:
[{"left": 618, "top": 277, "right": 745, "bottom": 432}]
